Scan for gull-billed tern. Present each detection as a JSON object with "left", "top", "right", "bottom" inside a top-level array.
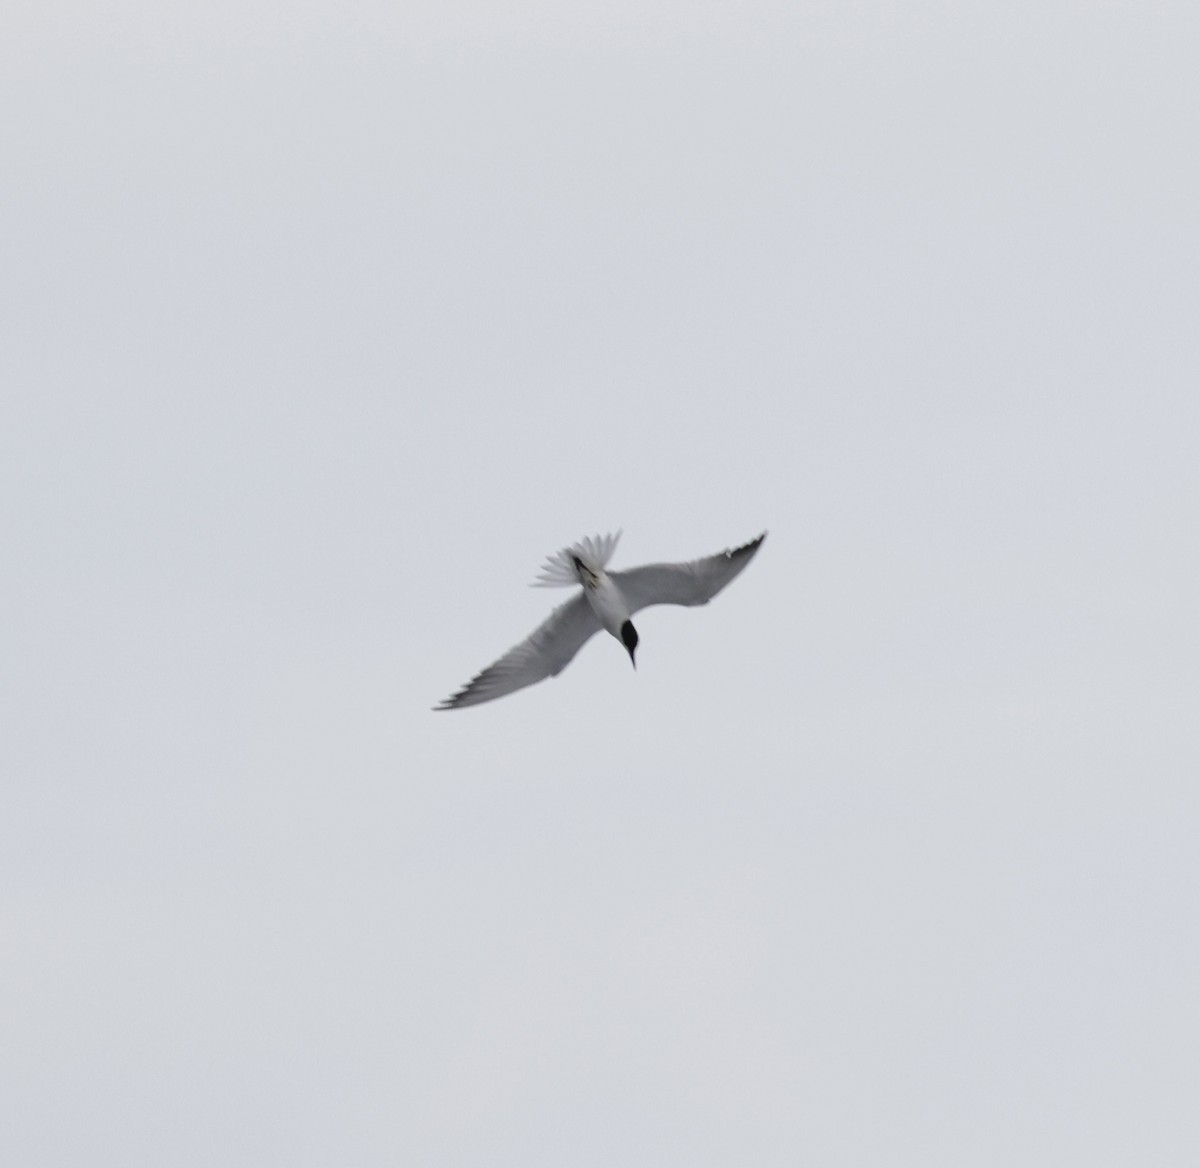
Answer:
[{"left": 436, "top": 530, "right": 766, "bottom": 709}]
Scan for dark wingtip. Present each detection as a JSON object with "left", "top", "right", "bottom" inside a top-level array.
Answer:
[
  {"left": 434, "top": 684, "right": 475, "bottom": 711},
  {"left": 726, "top": 531, "right": 767, "bottom": 560}
]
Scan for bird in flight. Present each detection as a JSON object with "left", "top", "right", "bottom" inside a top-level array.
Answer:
[{"left": 436, "top": 530, "right": 766, "bottom": 709}]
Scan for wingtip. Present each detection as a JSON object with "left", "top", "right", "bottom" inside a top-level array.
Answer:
[{"left": 728, "top": 531, "right": 767, "bottom": 559}]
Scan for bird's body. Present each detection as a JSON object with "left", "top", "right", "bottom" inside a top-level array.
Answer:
[
  {"left": 570, "top": 555, "right": 630, "bottom": 641},
  {"left": 436, "top": 530, "right": 765, "bottom": 710}
]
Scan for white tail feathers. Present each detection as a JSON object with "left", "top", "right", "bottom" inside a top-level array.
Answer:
[{"left": 533, "top": 531, "right": 622, "bottom": 587}]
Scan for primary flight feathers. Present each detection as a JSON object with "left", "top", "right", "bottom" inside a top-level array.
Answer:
[{"left": 436, "top": 530, "right": 765, "bottom": 710}]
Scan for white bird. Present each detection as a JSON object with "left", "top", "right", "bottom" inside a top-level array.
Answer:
[{"left": 436, "top": 530, "right": 766, "bottom": 710}]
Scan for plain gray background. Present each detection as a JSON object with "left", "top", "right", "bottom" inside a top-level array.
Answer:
[{"left": 3, "top": 2, "right": 1198, "bottom": 1164}]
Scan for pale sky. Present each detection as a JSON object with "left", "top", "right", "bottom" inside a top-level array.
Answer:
[{"left": 3, "top": 3, "right": 1198, "bottom": 1165}]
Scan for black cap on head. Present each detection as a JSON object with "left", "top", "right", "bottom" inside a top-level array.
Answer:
[{"left": 620, "top": 620, "right": 638, "bottom": 668}]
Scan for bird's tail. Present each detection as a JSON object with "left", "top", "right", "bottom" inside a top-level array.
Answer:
[{"left": 532, "top": 531, "right": 622, "bottom": 587}]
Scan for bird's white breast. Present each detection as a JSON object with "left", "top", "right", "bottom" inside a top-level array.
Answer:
[{"left": 583, "top": 573, "right": 630, "bottom": 638}]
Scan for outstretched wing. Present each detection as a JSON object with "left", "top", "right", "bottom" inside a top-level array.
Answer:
[
  {"left": 435, "top": 593, "right": 602, "bottom": 710},
  {"left": 610, "top": 532, "right": 766, "bottom": 614}
]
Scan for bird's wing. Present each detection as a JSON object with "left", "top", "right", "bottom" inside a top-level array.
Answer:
[
  {"left": 435, "top": 593, "right": 603, "bottom": 710},
  {"left": 609, "top": 532, "right": 766, "bottom": 614}
]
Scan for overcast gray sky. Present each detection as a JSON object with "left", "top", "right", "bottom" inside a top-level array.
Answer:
[{"left": 3, "top": 2, "right": 1198, "bottom": 1164}]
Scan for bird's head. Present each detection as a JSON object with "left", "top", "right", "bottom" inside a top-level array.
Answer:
[{"left": 620, "top": 620, "right": 638, "bottom": 670}]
